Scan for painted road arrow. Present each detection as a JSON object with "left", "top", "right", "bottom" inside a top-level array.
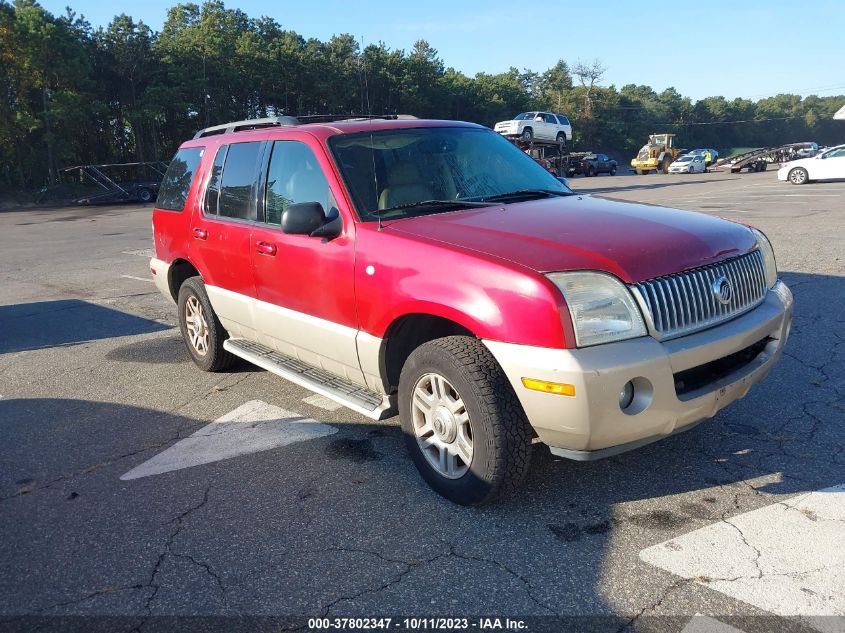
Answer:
[
  {"left": 121, "top": 400, "right": 337, "bottom": 480},
  {"left": 641, "top": 484, "right": 845, "bottom": 632}
]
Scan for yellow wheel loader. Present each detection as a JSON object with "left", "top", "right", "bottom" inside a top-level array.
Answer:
[{"left": 630, "top": 133, "right": 682, "bottom": 174}]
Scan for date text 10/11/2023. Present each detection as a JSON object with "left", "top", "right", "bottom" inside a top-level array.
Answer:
[{"left": 306, "top": 617, "right": 528, "bottom": 630}]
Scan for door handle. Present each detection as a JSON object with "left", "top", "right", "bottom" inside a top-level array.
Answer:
[
  {"left": 255, "top": 241, "right": 277, "bottom": 256},
  {"left": 192, "top": 227, "right": 208, "bottom": 240}
]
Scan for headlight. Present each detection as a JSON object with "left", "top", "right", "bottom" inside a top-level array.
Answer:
[
  {"left": 751, "top": 228, "right": 777, "bottom": 288},
  {"left": 547, "top": 272, "right": 647, "bottom": 347}
]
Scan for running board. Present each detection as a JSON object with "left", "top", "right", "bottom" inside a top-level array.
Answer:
[{"left": 223, "top": 338, "right": 396, "bottom": 420}]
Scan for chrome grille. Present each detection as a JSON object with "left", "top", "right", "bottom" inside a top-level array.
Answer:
[{"left": 631, "top": 250, "right": 768, "bottom": 340}]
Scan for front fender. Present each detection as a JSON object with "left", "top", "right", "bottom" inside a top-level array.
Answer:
[{"left": 354, "top": 226, "right": 572, "bottom": 348}]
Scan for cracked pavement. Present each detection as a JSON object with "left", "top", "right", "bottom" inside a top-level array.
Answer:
[{"left": 0, "top": 172, "right": 843, "bottom": 632}]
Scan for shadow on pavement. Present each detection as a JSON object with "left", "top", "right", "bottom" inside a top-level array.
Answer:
[
  {"left": 0, "top": 272, "right": 841, "bottom": 631},
  {"left": 574, "top": 176, "right": 737, "bottom": 196},
  {"left": 0, "top": 300, "right": 171, "bottom": 354}
]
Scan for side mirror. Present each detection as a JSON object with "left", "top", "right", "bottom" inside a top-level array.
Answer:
[{"left": 282, "top": 201, "right": 326, "bottom": 235}]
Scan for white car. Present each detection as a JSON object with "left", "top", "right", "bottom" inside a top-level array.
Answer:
[
  {"left": 494, "top": 112, "right": 572, "bottom": 146},
  {"left": 668, "top": 154, "right": 707, "bottom": 174},
  {"left": 777, "top": 144, "right": 845, "bottom": 184}
]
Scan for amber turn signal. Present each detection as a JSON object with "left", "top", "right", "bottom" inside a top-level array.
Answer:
[{"left": 521, "top": 378, "right": 576, "bottom": 396}]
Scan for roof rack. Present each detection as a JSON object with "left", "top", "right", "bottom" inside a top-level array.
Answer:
[
  {"left": 193, "top": 116, "right": 299, "bottom": 139},
  {"left": 193, "top": 114, "right": 418, "bottom": 139}
]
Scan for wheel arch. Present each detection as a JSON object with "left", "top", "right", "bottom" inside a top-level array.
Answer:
[
  {"left": 168, "top": 258, "right": 202, "bottom": 302},
  {"left": 381, "top": 313, "right": 476, "bottom": 393}
]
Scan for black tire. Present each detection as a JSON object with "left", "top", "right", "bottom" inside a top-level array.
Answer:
[
  {"left": 609, "top": 165, "right": 617, "bottom": 176},
  {"left": 788, "top": 167, "right": 808, "bottom": 185},
  {"left": 587, "top": 166, "right": 595, "bottom": 177},
  {"left": 660, "top": 158, "right": 671, "bottom": 174},
  {"left": 398, "top": 336, "right": 533, "bottom": 505},
  {"left": 555, "top": 132, "right": 566, "bottom": 149},
  {"left": 521, "top": 127, "right": 533, "bottom": 142},
  {"left": 177, "top": 277, "right": 236, "bottom": 372},
  {"left": 137, "top": 187, "right": 153, "bottom": 204}
]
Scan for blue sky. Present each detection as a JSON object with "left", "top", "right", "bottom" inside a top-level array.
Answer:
[{"left": 41, "top": 0, "right": 845, "bottom": 101}]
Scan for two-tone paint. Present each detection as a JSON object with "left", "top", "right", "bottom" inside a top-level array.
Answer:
[{"left": 152, "top": 118, "right": 792, "bottom": 457}]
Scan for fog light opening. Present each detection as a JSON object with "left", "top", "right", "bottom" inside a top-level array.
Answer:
[
  {"left": 620, "top": 377, "right": 654, "bottom": 416},
  {"left": 619, "top": 381, "right": 635, "bottom": 410}
]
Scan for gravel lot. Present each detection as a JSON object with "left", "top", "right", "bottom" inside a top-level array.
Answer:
[{"left": 1, "top": 170, "right": 843, "bottom": 633}]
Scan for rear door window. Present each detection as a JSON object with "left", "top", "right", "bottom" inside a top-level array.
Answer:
[
  {"left": 156, "top": 147, "right": 204, "bottom": 211},
  {"left": 203, "top": 145, "right": 228, "bottom": 216},
  {"left": 218, "top": 141, "right": 262, "bottom": 221}
]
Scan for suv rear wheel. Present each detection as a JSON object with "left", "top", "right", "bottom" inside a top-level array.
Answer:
[
  {"left": 177, "top": 277, "right": 236, "bottom": 371},
  {"left": 556, "top": 132, "right": 566, "bottom": 149},
  {"left": 398, "top": 336, "right": 532, "bottom": 505}
]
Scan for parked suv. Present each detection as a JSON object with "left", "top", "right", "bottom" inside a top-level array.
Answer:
[
  {"left": 494, "top": 112, "right": 572, "bottom": 146},
  {"left": 151, "top": 116, "right": 792, "bottom": 505}
]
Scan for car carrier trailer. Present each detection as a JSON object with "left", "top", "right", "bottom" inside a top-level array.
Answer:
[
  {"left": 711, "top": 143, "right": 820, "bottom": 173},
  {"left": 60, "top": 161, "right": 169, "bottom": 204}
]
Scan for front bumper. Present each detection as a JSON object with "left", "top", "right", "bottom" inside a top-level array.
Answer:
[
  {"left": 496, "top": 126, "right": 522, "bottom": 137},
  {"left": 484, "top": 281, "right": 793, "bottom": 460}
]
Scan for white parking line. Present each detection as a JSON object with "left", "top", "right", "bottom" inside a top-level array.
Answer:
[
  {"left": 640, "top": 484, "right": 845, "bottom": 631},
  {"left": 302, "top": 394, "right": 342, "bottom": 411},
  {"left": 122, "top": 248, "right": 154, "bottom": 257},
  {"left": 121, "top": 275, "right": 154, "bottom": 283},
  {"left": 120, "top": 400, "right": 337, "bottom": 480}
]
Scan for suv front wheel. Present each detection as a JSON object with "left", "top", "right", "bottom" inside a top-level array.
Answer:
[
  {"left": 177, "top": 277, "right": 236, "bottom": 372},
  {"left": 398, "top": 336, "right": 533, "bottom": 505}
]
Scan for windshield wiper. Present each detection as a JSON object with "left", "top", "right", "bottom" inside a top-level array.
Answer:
[
  {"left": 473, "top": 189, "right": 576, "bottom": 202},
  {"left": 370, "top": 199, "right": 492, "bottom": 218}
]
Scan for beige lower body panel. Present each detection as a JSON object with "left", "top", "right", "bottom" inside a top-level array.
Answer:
[
  {"left": 484, "top": 282, "right": 793, "bottom": 458},
  {"left": 205, "top": 285, "right": 375, "bottom": 390},
  {"left": 149, "top": 258, "right": 173, "bottom": 303}
]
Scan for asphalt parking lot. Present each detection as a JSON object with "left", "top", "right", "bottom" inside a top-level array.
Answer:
[{"left": 1, "top": 170, "right": 843, "bottom": 633}]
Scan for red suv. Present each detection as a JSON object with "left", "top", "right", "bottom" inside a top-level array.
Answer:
[{"left": 150, "top": 116, "right": 793, "bottom": 505}]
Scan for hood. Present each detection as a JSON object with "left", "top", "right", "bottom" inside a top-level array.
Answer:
[{"left": 386, "top": 195, "right": 756, "bottom": 283}]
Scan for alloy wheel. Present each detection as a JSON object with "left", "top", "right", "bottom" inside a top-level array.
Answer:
[
  {"left": 185, "top": 295, "right": 209, "bottom": 356},
  {"left": 411, "top": 372, "right": 473, "bottom": 479}
]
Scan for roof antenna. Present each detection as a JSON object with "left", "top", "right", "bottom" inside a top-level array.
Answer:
[{"left": 360, "top": 36, "right": 382, "bottom": 231}]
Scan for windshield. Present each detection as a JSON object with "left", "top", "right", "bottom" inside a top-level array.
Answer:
[
  {"left": 676, "top": 156, "right": 692, "bottom": 162},
  {"left": 329, "top": 127, "right": 572, "bottom": 221},
  {"left": 650, "top": 134, "right": 667, "bottom": 145},
  {"left": 513, "top": 112, "right": 536, "bottom": 120}
]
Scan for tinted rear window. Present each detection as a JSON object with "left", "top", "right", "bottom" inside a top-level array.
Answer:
[{"left": 156, "top": 147, "right": 204, "bottom": 211}]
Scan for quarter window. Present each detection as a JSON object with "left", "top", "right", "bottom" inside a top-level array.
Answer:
[
  {"left": 156, "top": 147, "right": 203, "bottom": 211},
  {"left": 264, "top": 141, "right": 333, "bottom": 226}
]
